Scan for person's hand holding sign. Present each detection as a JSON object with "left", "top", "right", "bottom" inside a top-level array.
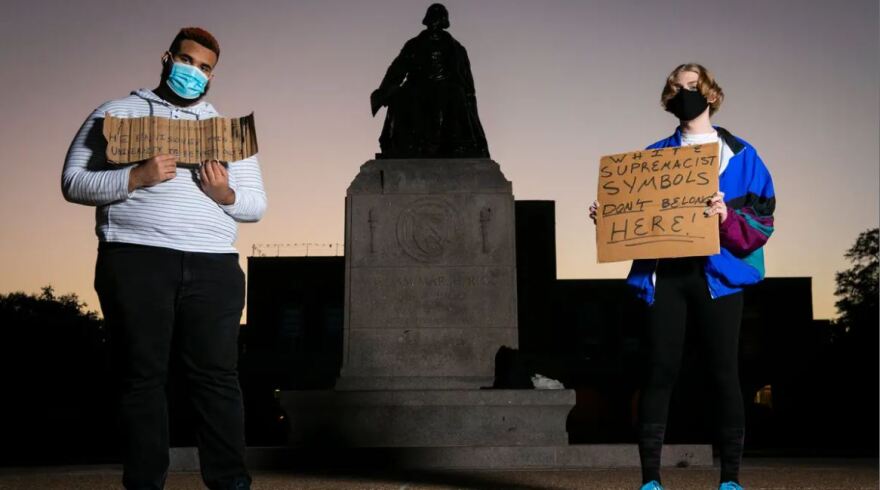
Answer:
[
  {"left": 200, "top": 160, "right": 236, "bottom": 205},
  {"left": 704, "top": 191, "right": 728, "bottom": 223},
  {"left": 588, "top": 200, "right": 598, "bottom": 225},
  {"left": 128, "top": 154, "right": 177, "bottom": 192}
]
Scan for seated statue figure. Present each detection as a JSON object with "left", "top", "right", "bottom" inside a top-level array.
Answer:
[{"left": 371, "top": 3, "right": 490, "bottom": 159}]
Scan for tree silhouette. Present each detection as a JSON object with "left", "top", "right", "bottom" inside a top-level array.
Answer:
[
  {"left": 0, "top": 286, "right": 115, "bottom": 464},
  {"left": 834, "top": 228, "right": 879, "bottom": 339},
  {"left": 820, "top": 228, "right": 879, "bottom": 454}
]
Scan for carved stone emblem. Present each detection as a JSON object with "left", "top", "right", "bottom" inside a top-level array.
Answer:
[{"left": 396, "top": 198, "right": 458, "bottom": 262}]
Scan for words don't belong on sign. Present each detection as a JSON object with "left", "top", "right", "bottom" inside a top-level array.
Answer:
[{"left": 596, "top": 144, "right": 720, "bottom": 263}]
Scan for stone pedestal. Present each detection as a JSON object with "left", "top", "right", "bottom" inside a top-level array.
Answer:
[
  {"left": 279, "top": 159, "right": 578, "bottom": 465},
  {"left": 338, "top": 158, "right": 519, "bottom": 390}
]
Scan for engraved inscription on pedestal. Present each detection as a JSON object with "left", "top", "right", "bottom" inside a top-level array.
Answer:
[{"left": 349, "top": 267, "right": 515, "bottom": 328}]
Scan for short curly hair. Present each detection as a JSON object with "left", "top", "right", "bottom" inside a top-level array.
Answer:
[
  {"left": 661, "top": 63, "right": 724, "bottom": 116},
  {"left": 169, "top": 27, "right": 220, "bottom": 59}
]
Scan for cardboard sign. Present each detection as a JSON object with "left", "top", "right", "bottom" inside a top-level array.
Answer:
[
  {"left": 596, "top": 144, "right": 720, "bottom": 263},
  {"left": 103, "top": 113, "right": 258, "bottom": 164}
]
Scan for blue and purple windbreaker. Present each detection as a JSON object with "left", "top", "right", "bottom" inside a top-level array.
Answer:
[{"left": 626, "top": 126, "right": 776, "bottom": 304}]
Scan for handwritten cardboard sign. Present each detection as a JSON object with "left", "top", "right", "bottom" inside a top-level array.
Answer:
[
  {"left": 103, "top": 113, "right": 258, "bottom": 164},
  {"left": 596, "top": 144, "right": 720, "bottom": 263}
]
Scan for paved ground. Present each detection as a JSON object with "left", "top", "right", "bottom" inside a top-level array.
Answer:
[{"left": 0, "top": 459, "right": 875, "bottom": 489}]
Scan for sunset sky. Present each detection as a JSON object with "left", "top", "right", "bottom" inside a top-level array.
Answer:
[{"left": 1, "top": 0, "right": 877, "bottom": 320}]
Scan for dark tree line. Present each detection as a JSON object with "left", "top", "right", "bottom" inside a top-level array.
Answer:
[
  {"left": 0, "top": 286, "right": 116, "bottom": 465},
  {"left": 821, "top": 228, "right": 879, "bottom": 453}
]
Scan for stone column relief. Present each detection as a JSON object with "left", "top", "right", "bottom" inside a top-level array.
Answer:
[{"left": 480, "top": 207, "right": 493, "bottom": 254}]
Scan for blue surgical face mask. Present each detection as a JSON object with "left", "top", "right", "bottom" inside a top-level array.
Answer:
[{"left": 166, "top": 61, "right": 209, "bottom": 100}]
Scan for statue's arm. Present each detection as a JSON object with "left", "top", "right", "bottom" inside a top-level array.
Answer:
[
  {"left": 371, "top": 43, "right": 413, "bottom": 115},
  {"left": 379, "top": 48, "right": 410, "bottom": 91}
]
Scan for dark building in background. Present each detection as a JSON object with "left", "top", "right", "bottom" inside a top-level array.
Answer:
[
  {"left": 242, "top": 201, "right": 836, "bottom": 451},
  {"left": 514, "top": 200, "right": 558, "bottom": 354},
  {"left": 241, "top": 256, "right": 344, "bottom": 444}
]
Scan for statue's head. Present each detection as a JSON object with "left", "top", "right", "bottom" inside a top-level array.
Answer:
[{"left": 422, "top": 3, "right": 450, "bottom": 30}]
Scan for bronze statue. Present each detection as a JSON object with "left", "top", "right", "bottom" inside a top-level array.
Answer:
[{"left": 371, "top": 3, "right": 490, "bottom": 159}]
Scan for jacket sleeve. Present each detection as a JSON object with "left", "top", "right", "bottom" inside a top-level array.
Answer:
[
  {"left": 61, "top": 106, "right": 133, "bottom": 206},
  {"left": 220, "top": 154, "right": 267, "bottom": 223},
  {"left": 719, "top": 149, "right": 775, "bottom": 256}
]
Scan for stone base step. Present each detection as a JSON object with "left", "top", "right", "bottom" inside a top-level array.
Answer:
[
  {"left": 169, "top": 444, "right": 713, "bottom": 471},
  {"left": 279, "top": 389, "right": 575, "bottom": 447}
]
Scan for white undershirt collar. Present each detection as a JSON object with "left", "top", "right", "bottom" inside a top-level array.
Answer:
[{"left": 680, "top": 129, "right": 731, "bottom": 175}]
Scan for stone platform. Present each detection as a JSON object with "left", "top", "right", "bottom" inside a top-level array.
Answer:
[
  {"left": 168, "top": 444, "right": 713, "bottom": 471},
  {"left": 279, "top": 389, "right": 573, "bottom": 448}
]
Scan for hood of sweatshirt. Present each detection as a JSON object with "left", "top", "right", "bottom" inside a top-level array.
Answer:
[{"left": 132, "top": 88, "right": 219, "bottom": 119}]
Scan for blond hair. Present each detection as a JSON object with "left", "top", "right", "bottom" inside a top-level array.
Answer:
[{"left": 661, "top": 63, "right": 724, "bottom": 116}]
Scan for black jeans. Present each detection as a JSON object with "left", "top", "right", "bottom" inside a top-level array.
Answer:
[
  {"left": 638, "top": 257, "right": 745, "bottom": 485},
  {"left": 95, "top": 242, "right": 250, "bottom": 490}
]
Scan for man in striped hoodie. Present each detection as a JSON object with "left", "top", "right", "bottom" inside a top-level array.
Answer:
[{"left": 62, "top": 27, "right": 264, "bottom": 490}]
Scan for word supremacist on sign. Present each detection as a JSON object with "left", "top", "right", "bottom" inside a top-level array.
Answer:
[
  {"left": 596, "top": 144, "right": 720, "bottom": 263},
  {"left": 103, "top": 113, "right": 258, "bottom": 165}
]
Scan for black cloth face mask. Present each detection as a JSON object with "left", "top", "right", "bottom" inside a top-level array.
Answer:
[{"left": 665, "top": 89, "right": 709, "bottom": 121}]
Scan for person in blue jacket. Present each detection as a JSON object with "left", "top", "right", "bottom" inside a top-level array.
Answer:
[{"left": 590, "top": 63, "right": 775, "bottom": 490}]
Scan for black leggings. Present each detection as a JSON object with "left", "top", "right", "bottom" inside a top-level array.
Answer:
[{"left": 638, "top": 257, "right": 745, "bottom": 484}]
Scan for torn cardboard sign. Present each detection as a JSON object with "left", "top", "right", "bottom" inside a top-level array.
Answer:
[
  {"left": 103, "top": 113, "right": 258, "bottom": 164},
  {"left": 596, "top": 144, "right": 720, "bottom": 263}
]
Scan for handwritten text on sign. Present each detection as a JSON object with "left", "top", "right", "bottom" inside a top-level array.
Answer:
[
  {"left": 596, "top": 144, "right": 720, "bottom": 263},
  {"left": 103, "top": 113, "right": 258, "bottom": 165}
]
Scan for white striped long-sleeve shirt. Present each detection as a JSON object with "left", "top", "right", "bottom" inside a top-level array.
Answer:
[{"left": 62, "top": 89, "right": 267, "bottom": 254}]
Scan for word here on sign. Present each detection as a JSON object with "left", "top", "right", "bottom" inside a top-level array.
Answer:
[
  {"left": 103, "top": 113, "right": 258, "bottom": 165},
  {"left": 596, "top": 144, "right": 720, "bottom": 263}
]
